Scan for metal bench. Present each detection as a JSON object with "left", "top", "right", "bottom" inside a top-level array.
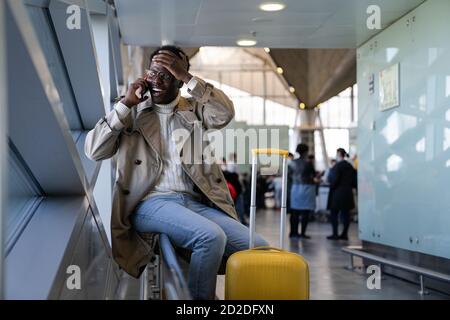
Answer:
[
  {"left": 139, "top": 232, "right": 227, "bottom": 300},
  {"left": 342, "top": 246, "right": 450, "bottom": 295},
  {"left": 139, "top": 233, "right": 162, "bottom": 300},
  {"left": 139, "top": 232, "right": 192, "bottom": 300}
]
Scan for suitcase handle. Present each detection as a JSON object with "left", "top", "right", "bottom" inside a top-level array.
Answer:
[
  {"left": 251, "top": 246, "right": 285, "bottom": 252},
  {"left": 252, "top": 148, "right": 289, "bottom": 157},
  {"left": 249, "top": 148, "right": 289, "bottom": 250}
]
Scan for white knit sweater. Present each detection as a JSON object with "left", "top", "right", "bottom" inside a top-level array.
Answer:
[{"left": 115, "top": 92, "right": 199, "bottom": 201}]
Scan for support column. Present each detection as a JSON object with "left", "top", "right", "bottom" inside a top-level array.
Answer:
[
  {"left": 263, "top": 70, "right": 267, "bottom": 126},
  {"left": 350, "top": 85, "right": 355, "bottom": 123},
  {"left": 316, "top": 110, "right": 329, "bottom": 169},
  {"left": 298, "top": 109, "right": 315, "bottom": 155}
]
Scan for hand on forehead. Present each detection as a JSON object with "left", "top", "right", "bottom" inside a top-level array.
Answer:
[
  {"left": 149, "top": 60, "right": 170, "bottom": 73},
  {"left": 150, "top": 49, "right": 189, "bottom": 82},
  {"left": 156, "top": 49, "right": 186, "bottom": 59},
  {"left": 152, "top": 50, "right": 188, "bottom": 66}
]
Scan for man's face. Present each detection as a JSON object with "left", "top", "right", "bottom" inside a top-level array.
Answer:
[{"left": 145, "top": 61, "right": 180, "bottom": 104}]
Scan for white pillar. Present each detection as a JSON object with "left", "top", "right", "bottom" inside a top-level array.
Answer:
[{"left": 316, "top": 110, "right": 329, "bottom": 169}]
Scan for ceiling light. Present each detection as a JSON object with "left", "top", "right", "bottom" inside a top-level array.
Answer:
[
  {"left": 276, "top": 67, "right": 283, "bottom": 74},
  {"left": 289, "top": 86, "right": 295, "bottom": 93},
  {"left": 299, "top": 102, "right": 306, "bottom": 109},
  {"left": 236, "top": 39, "right": 257, "bottom": 46},
  {"left": 264, "top": 47, "right": 271, "bottom": 53},
  {"left": 259, "top": 2, "right": 286, "bottom": 12}
]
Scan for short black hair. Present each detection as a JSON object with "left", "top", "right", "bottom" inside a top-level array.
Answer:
[
  {"left": 149, "top": 45, "right": 190, "bottom": 71},
  {"left": 337, "top": 148, "right": 348, "bottom": 158},
  {"left": 296, "top": 143, "right": 309, "bottom": 156}
]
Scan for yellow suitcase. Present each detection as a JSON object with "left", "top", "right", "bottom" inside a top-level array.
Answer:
[{"left": 225, "top": 149, "right": 310, "bottom": 300}]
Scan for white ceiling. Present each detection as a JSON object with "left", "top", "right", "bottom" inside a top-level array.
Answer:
[{"left": 114, "top": 0, "right": 425, "bottom": 48}]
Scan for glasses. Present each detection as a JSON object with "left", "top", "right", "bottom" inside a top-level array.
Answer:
[{"left": 145, "top": 69, "right": 173, "bottom": 81}]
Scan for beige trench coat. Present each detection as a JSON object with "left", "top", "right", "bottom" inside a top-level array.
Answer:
[{"left": 85, "top": 77, "right": 238, "bottom": 278}]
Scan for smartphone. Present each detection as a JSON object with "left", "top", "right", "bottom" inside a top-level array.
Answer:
[{"left": 135, "top": 80, "right": 151, "bottom": 102}]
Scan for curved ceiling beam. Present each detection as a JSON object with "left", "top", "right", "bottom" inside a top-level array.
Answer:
[{"left": 268, "top": 48, "right": 356, "bottom": 108}]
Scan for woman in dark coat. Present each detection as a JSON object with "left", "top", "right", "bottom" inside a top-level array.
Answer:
[
  {"left": 289, "top": 144, "right": 318, "bottom": 238},
  {"left": 327, "top": 148, "right": 357, "bottom": 240}
]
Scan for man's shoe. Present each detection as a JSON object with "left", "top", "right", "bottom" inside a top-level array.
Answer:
[
  {"left": 289, "top": 233, "right": 300, "bottom": 238},
  {"left": 300, "top": 234, "right": 311, "bottom": 239},
  {"left": 338, "top": 234, "right": 348, "bottom": 240},
  {"left": 327, "top": 235, "right": 339, "bottom": 240}
]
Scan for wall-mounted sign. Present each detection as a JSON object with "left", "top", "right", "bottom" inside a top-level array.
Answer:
[{"left": 379, "top": 63, "right": 400, "bottom": 111}]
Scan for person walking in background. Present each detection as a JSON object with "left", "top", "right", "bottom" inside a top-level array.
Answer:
[
  {"left": 271, "top": 175, "right": 283, "bottom": 209},
  {"left": 352, "top": 154, "right": 358, "bottom": 170},
  {"left": 322, "top": 158, "right": 337, "bottom": 184},
  {"left": 227, "top": 152, "right": 238, "bottom": 173},
  {"left": 327, "top": 148, "right": 357, "bottom": 240},
  {"left": 220, "top": 157, "right": 227, "bottom": 172},
  {"left": 223, "top": 169, "right": 248, "bottom": 226},
  {"left": 308, "top": 154, "right": 319, "bottom": 176},
  {"left": 289, "top": 144, "right": 319, "bottom": 239},
  {"left": 241, "top": 172, "right": 251, "bottom": 215},
  {"left": 286, "top": 152, "right": 294, "bottom": 216},
  {"left": 256, "top": 173, "right": 268, "bottom": 209}
]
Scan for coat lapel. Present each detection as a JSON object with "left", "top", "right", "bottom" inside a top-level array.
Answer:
[
  {"left": 173, "top": 97, "right": 196, "bottom": 154},
  {"left": 135, "top": 108, "right": 162, "bottom": 156}
]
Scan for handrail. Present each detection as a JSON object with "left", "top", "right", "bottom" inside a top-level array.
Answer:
[
  {"left": 342, "top": 246, "right": 450, "bottom": 295},
  {"left": 342, "top": 246, "right": 450, "bottom": 282},
  {"left": 159, "top": 234, "right": 192, "bottom": 300}
]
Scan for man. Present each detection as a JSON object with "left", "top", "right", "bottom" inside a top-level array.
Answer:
[
  {"left": 327, "top": 148, "right": 357, "bottom": 240},
  {"left": 85, "top": 46, "right": 268, "bottom": 300}
]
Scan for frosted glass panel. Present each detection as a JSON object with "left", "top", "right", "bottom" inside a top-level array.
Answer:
[{"left": 357, "top": 0, "right": 450, "bottom": 259}]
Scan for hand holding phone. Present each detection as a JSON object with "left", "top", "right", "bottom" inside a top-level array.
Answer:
[{"left": 120, "top": 78, "right": 150, "bottom": 108}]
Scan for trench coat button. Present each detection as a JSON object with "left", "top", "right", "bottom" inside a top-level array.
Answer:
[
  {"left": 216, "top": 178, "right": 222, "bottom": 183},
  {"left": 123, "top": 189, "right": 130, "bottom": 195},
  {"left": 135, "top": 159, "right": 142, "bottom": 165}
]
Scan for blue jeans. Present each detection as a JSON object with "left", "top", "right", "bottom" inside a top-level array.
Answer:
[
  {"left": 131, "top": 193, "right": 269, "bottom": 300},
  {"left": 235, "top": 194, "right": 247, "bottom": 224}
]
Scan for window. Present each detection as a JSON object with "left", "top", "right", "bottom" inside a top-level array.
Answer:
[
  {"left": 183, "top": 47, "right": 298, "bottom": 128},
  {"left": 6, "top": 145, "right": 43, "bottom": 254},
  {"left": 26, "top": 6, "right": 82, "bottom": 130},
  {"left": 314, "top": 84, "right": 357, "bottom": 169}
]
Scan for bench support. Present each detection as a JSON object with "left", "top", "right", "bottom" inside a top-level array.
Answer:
[
  {"left": 342, "top": 246, "right": 450, "bottom": 297},
  {"left": 418, "top": 275, "right": 429, "bottom": 296}
]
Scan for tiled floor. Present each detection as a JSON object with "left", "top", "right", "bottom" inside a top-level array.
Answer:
[{"left": 216, "top": 209, "right": 450, "bottom": 300}]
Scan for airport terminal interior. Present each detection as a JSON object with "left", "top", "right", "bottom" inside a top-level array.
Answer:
[{"left": 1, "top": 0, "right": 450, "bottom": 300}]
